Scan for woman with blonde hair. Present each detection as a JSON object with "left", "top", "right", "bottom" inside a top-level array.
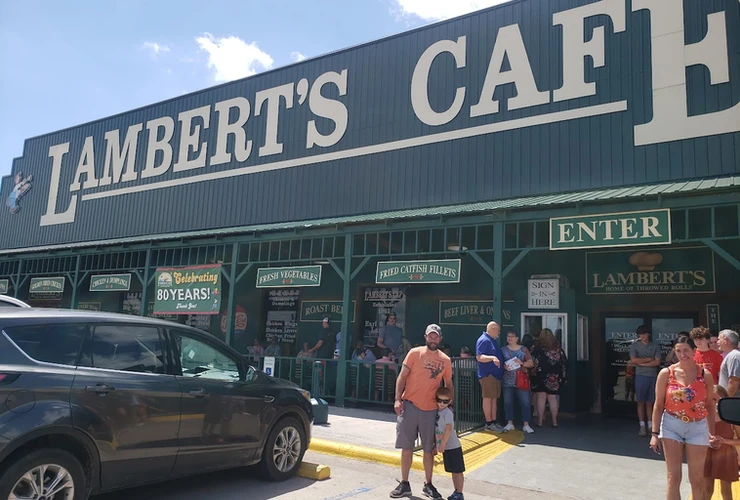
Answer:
[{"left": 531, "top": 328, "right": 568, "bottom": 427}]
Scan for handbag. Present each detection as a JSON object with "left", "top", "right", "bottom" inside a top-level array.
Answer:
[{"left": 516, "top": 368, "right": 530, "bottom": 391}]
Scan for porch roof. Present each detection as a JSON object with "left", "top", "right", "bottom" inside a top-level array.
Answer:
[{"left": 3, "top": 174, "right": 739, "bottom": 254}]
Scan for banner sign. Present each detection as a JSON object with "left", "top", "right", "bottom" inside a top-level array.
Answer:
[
  {"left": 300, "top": 300, "right": 356, "bottom": 323},
  {"left": 29, "top": 277, "right": 65, "bottom": 293},
  {"left": 586, "top": 247, "right": 715, "bottom": 295},
  {"left": 0, "top": 279, "right": 8, "bottom": 294},
  {"left": 376, "top": 259, "right": 461, "bottom": 284},
  {"left": 256, "top": 265, "right": 322, "bottom": 288},
  {"left": 438, "top": 300, "right": 512, "bottom": 326},
  {"left": 550, "top": 209, "right": 671, "bottom": 250},
  {"left": 78, "top": 302, "right": 101, "bottom": 311},
  {"left": 90, "top": 273, "right": 132, "bottom": 292},
  {"left": 153, "top": 264, "right": 221, "bottom": 315}
]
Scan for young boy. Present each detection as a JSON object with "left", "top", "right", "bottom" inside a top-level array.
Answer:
[{"left": 435, "top": 387, "right": 466, "bottom": 500}]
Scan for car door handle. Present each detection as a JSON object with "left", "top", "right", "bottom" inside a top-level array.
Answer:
[
  {"left": 86, "top": 384, "right": 115, "bottom": 394},
  {"left": 189, "top": 389, "right": 209, "bottom": 398},
  {"left": 263, "top": 395, "right": 275, "bottom": 403}
]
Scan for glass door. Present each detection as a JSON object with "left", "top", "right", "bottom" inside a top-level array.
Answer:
[
  {"left": 602, "top": 313, "right": 698, "bottom": 416},
  {"left": 521, "top": 313, "right": 568, "bottom": 353}
]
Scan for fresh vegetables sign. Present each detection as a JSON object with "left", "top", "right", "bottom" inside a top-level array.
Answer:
[{"left": 153, "top": 264, "right": 221, "bottom": 315}]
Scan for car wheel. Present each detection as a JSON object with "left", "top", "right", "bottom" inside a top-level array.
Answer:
[
  {"left": 0, "top": 448, "right": 85, "bottom": 500},
  {"left": 259, "top": 417, "right": 306, "bottom": 481}
]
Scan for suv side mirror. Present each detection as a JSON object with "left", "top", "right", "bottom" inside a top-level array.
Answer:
[{"left": 718, "top": 398, "right": 740, "bottom": 425}]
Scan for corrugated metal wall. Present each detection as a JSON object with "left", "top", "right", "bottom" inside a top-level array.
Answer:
[{"left": 1, "top": 0, "right": 738, "bottom": 251}]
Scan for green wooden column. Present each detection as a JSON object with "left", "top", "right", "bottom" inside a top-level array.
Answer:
[
  {"left": 492, "top": 221, "right": 504, "bottom": 328},
  {"left": 335, "top": 235, "right": 353, "bottom": 406},
  {"left": 224, "top": 242, "right": 239, "bottom": 347},
  {"left": 69, "top": 255, "right": 81, "bottom": 309},
  {"left": 139, "top": 248, "right": 152, "bottom": 316}
]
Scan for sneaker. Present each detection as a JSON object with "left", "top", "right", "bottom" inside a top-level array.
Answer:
[
  {"left": 390, "top": 480, "right": 412, "bottom": 498},
  {"left": 638, "top": 427, "right": 647, "bottom": 437},
  {"left": 485, "top": 423, "right": 507, "bottom": 433},
  {"left": 423, "top": 482, "right": 443, "bottom": 499},
  {"left": 522, "top": 424, "right": 535, "bottom": 434},
  {"left": 503, "top": 423, "right": 515, "bottom": 432},
  {"left": 447, "top": 492, "right": 465, "bottom": 500}
]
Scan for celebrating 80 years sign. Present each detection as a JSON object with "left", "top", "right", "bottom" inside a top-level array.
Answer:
[{"left": 153, "top": 264, "right": 221, "bottom": 315}]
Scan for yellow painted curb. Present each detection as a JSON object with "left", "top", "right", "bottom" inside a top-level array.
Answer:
[
  {"left": 309, "top": 429, "right": 522, "bottom": 476},
  {"left": 297, "top": 461, "right": 331, "bottom": 480}
]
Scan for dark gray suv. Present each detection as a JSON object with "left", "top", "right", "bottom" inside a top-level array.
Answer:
[{"left": 0, "top": 309, "right": 313, "bottom": 500}]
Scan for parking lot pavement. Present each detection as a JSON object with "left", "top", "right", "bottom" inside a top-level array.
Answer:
[{"left": 93, "top": 450, "right": 570, "bottom": 500}]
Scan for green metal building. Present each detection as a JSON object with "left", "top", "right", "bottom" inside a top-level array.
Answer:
[{"left": 1, "top": 0, "right": 739, "bottom": 416}]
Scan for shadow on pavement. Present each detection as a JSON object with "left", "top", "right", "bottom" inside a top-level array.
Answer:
[
  {"left": 93, "top": 465, "right": 314, "bottom": 500},
  {"left": 516, "top": 414, "right": 663, "bottom": 461}
]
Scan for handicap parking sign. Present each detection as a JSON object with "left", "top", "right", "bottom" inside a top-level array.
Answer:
[{"left": 263, "top": 356, "right": 275, "bottom": 377}]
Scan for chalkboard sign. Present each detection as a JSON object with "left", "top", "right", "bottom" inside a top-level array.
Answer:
[
  {"left": 264, "top": 289, "right": 300, "bottom": 343},
  {"left": 361, "top": 287, "right": 406, "bottom": 346},
  {"left": 120, "top": 292, "right": 142, "bottom": 315}
]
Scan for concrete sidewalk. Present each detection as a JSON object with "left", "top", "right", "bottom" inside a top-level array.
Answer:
[{"left": 310, "top": 406, "right": 686, "bottom": 500}]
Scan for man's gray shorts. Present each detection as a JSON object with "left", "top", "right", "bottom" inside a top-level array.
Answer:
[{"left": 395, "top": 400, "right": 437, "bottom": 453}]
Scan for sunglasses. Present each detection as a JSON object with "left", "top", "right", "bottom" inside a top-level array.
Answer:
[{"left": 436, "top": 398, "right": 450, "bottom": 404}]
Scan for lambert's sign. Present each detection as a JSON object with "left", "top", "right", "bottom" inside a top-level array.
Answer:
[
  {"left": 256, "top": 265, "right": 322, "bottom": 288},
  {"left": 376, "top": 260, "right": 461, "bottom": 284},
  {"left": 550, "top": 209, "right": 671, "bottom": 250},
  {"left": 586, "top": 247, "right": 715, "bottom": 295},
  {"left": 153, "top": 264, "right": 221, "bottom": 314}
]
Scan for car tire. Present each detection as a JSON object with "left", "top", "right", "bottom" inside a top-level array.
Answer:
[
  {"left": 0, "top": 448, "right": 86, "bottom": 500},
  {"left": 259, "top": 416, "right": 306, "bottom": 482}
]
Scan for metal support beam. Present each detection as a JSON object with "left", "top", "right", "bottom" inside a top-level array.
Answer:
[
  {"left": 224, "top": 242, "right": 239, "bottom": 348},
  {"left": 492, "top": 222, "right": 504, "bottom": 327},
  {"left": 13, "top": 259, "right": 24, "bottom": 299},
  {"left": 70, "top": 255, "right": 81, "bottom": 309},
  {"left": 502, "top": 248, "right": 531, "bottom": 278},
  {"left": 350, "top": 256, "right": 371, "bottom": 281},
  {"left": 139, "top": 248, "right": 152, "bottom": 316},
  {"left": 236, "top": 263, "right": 254, "bottom": 284},
  {"left": 702, "top": 238, "right": 740, "bottom": 271},
  {"left": 468, "top": 251, "right": 495, "bottom": 278},
  {"left": 335, "top": 236, "right": 353, "bottom": 407},
  {"left": 328, "top": 258, "right": 345, "bottom": 281}
]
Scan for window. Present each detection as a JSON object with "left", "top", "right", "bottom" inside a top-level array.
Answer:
[
  {"left": 79, "top": 325, "right": 165, "bottom": 374},
  {"left": 171, "top": 330, "right": 241, "bottom": 381},
  {"left": 3, "top": 323, "right": 87, "bottom": 366}
]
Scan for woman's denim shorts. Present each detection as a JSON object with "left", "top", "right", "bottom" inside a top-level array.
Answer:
[{"left": 659, "top": 412, "right": 710, "bottom": 446}]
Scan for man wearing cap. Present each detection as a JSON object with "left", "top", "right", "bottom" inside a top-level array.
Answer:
[
  {"left": 390, "top": 324, "right": 452, "bottom": 499},
  {"left": 476, "top": 321, "right": 506, "bottom": 433},
  {"left": 311, "top": 317, "right": 337, "bottom": 359},
  {"left": 378, "top": 312, "right": 403, "bottom": 357}
]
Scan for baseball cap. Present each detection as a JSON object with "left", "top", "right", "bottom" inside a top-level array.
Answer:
[
  {"left": 323, "top": 317, "right": 330, "bottom": 323},
  {"left": 333, "top": 349, "right": 340, "bottom": 356},
  {"left": 425, "top": 324, "right": 442, "bottom": 336}
]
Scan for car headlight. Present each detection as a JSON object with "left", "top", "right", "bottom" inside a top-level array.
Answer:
[{"left": 298, "top": 389, "right": 311, "bottom": 402}]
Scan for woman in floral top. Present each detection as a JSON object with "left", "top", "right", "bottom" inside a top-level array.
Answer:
[
  {"left": 650, "top": 333, "right": 715, "bottom": 500},
  {"left": 531, "top": 328, "right": 567, "bottom": 427}
]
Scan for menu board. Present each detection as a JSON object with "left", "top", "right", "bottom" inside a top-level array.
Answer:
[
  {"left": 120, "top": 292, "right": 142, "bottom": 315},
  {"left": 361, "top": 287, "right": 406, "bottom": 346},
  {"left": 264, "top": 289, "right": 300, "bottom": 343}
]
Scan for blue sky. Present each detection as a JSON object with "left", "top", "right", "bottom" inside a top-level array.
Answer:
[{"left": 0, "top": 0, "right": 508, "bottom": 178}]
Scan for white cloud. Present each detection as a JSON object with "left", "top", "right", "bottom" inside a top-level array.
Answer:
[
  {"left": 291, "top": 51, "right": 307, "bottom": 62},
  {"left": 393, "top": 0, "right": 511, "bottom": 21},
  {"left": 142, "top": 41, "right": 170, "bottom": 56},
  {"left": 196, "top": 33, "right": 274, "bottom": 82}
]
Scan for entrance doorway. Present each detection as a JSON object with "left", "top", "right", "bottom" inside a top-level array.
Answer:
[{"left": 602, "top": 313, "right": 698, "bottom": 416}]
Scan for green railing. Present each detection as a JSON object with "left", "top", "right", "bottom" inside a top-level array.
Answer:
[{"left": 251, "top": 355, "right": 484, "bottom": 435}]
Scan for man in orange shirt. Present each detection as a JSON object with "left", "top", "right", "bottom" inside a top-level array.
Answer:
[
  {"left": 692, "top": 326, "right": 723, "bottom": 382},
  {"left": 390, "top": 324, "right": 453, "bottom": 499}
]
